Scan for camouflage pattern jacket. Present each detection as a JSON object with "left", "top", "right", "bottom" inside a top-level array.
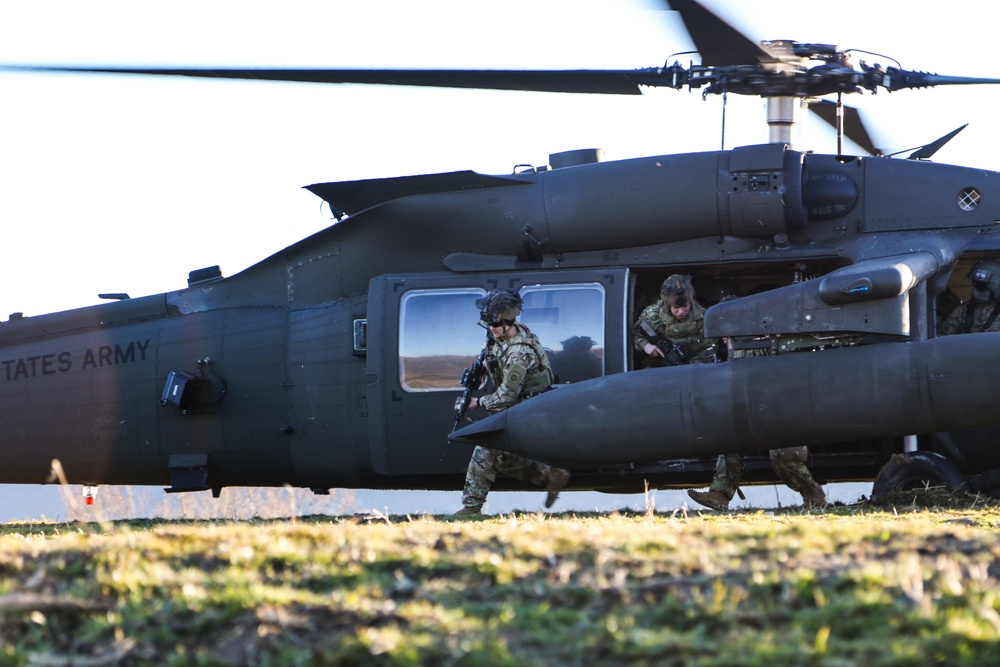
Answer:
[
  {"left": 631, "top": 300, "right": 714, "bottom": 364},
  {"left": 939, "top": 301, "right": 1000, "bottom": 335},
  {"left": 479, "top": 324, "right": 554, "bottom": 412}
]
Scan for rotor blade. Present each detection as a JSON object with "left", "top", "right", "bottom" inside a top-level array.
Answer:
[
  {"left": 876, "top": 68, "right": 1000, "bottom": 92},
  {"left": 666, "top": 0, "right": 779, "bottom": 66},
  {"left": 2, "top": 65, "right": 653, "bottom": 95},
  {"left": 808, "top": 99, "right": 880, "bottom": 156}
]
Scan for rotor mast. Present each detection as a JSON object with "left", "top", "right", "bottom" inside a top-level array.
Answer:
[{"left": 765, "top": 97, "right": 801, "bottom": 148}]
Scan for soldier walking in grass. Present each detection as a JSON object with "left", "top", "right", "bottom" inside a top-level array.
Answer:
[
  {"left": 454, "top": 289, "right": 570, "bottom": 516},
  {"left": 688, "top": 296, "right": 826, "bottom": 511},
  {"left": 687, "top": 447, "right": 827, "bottom": 511}
]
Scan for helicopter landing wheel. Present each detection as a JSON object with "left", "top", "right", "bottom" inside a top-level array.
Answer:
[{"left": 870, "top": 451, "right": 966, "bottom": 505}]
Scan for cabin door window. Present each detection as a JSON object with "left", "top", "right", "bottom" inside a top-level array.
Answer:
[
  {"left": 519, "top": 283, "right": 606, "bottom": 384},
  {"left": 398, "top": 288, "right": 486, "bottom": 392}
]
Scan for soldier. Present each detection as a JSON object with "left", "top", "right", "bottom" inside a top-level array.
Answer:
[
  {"left": 687, "top": 448, "right": 827, "bottom": 511},
  {"left": 454, "top": 289, "right": 571, "bottom": 516},
  {"left": 939, "top": 259, "right": 1000, "bottom": 335},
  {"left": 688, "top": 333, "right": 827, "bottom": 511},
  {"left": 631, "top": 274, "right": 715, "bottom": 366}
]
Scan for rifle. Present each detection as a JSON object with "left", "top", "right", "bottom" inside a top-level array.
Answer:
[
  {"left": 638, "top": 320, "right": 687, "bottom": 367},
  {"left": 452, "top": 338, "right": 491, "bottom": 432}
]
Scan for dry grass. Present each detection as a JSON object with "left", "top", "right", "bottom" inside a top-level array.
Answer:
[
  {"left": 56, "top": 484, "right": 358, "bottom": 523},
  {"left": 0, "top": 490, "right": 998, "bottom": 665}
]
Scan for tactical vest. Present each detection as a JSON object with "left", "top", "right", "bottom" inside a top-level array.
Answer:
[
  {"left": 512, "top": 339, "right": 554, "bottom": 396},
  {"left": 491, "top": 327, "right": 554, "bottom": 399}
]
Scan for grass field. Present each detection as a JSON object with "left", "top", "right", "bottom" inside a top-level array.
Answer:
[{"left": 1, "top": 490, "right": 999, "bottom": 666}]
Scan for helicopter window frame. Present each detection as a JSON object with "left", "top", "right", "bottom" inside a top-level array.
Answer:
[{"left": 397, "top": 282, "right": 607, "bottom": 393}]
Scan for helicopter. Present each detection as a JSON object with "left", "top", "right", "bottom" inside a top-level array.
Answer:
[{"left": 3, "top": 0, "right": 1000, "bottom": 505}]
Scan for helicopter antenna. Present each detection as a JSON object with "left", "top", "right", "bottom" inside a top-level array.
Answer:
[
  {"left": 836, "top": 93, "right": 844, "bottom": 155},
  {"left": 884, "top": 124, "right": 969, "bottom": 160},
  {"left": 720, "top": 91, "right": 728, "bottom": 150}
]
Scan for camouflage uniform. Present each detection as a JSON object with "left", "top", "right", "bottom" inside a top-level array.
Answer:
[
  {"left": 939, "top": 301, "right": 1000, "bottom": 335},
  {"left": 703, "top": 448, "right": 826, "bottom": 508},
  {"left": 478, "top": 324, "right": 552, "bottom": 411},
  {"left": 689, "top": 344, "right": 826, "bottom": 509},
  {"left": 631, "top": 300, "right": 715, "bottom": 366},
  {"left": 461, "top": 323, "right": 566, "bottom": 510},
  {"left": 940, "top": 259, "right": 1000, "bottom": 335}
]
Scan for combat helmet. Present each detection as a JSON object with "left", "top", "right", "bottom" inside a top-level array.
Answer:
[
  {"left": 661, "top": 274, "right": 695, "bottom": 308},
  {"left": 476, "top": 289, "right": 523, "bottom": 323},
  {"left": 968, "top": 259, "right": 1000, "bottom": 304}
]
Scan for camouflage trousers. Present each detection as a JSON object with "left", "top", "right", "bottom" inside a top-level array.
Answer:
[
  {"left": 461, "top": 445, "right": 552, "bottom": 509},
  {"left": 709, "top": 446, "right": 825, "bottom": 503}
]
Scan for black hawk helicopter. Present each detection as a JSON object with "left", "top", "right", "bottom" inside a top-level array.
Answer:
[{"left": 3, "top": 0, "right": 1000, "bottom": 504}]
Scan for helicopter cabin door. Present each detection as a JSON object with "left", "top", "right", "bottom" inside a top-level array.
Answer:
[{"left": 366, "top": 269, "right": 628, "bottom": 478}]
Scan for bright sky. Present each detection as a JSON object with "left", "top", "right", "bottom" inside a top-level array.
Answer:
[{"left": 1, "top": 0, "right": 998, "bottom": 319}]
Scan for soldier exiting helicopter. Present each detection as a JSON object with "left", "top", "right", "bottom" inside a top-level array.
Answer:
[
  {"left": 939, "top": 259, "right": 1000, "bottom": 335},
  {"left": 454, "top": 289, "right": 571, "bottom": 516},
  {"left": 631, "top": 274, "right": 715, "bottom": 367}
]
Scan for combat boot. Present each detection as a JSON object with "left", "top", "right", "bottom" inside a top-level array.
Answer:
[
  {"left": 801, "top": 486, "right": 827, "bottom": 509},
  {"left": 545, "top": 468, "right": 571, "bottom": 508},
  {"left": 687, "top": 489, "right": 731, "bottom": 511},
  {"left": 453, "top": 505, "right": 483, "bottom": 517}
]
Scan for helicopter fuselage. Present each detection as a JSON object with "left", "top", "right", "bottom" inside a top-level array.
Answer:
[{"left": 3, "top": 143, "right": 1000, "bottom": 496}]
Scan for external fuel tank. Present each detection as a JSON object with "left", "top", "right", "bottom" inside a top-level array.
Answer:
[{"left": 450, "top": 333, "right": 1000, "bottom": 465}]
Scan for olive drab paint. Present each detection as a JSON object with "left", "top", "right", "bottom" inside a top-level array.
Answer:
[
  {"left": 0, "top": 340, "right": 150, "bottom": 381},
  {"left": 6, "top": 1, "right": 1000, "bottom": 501}
]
